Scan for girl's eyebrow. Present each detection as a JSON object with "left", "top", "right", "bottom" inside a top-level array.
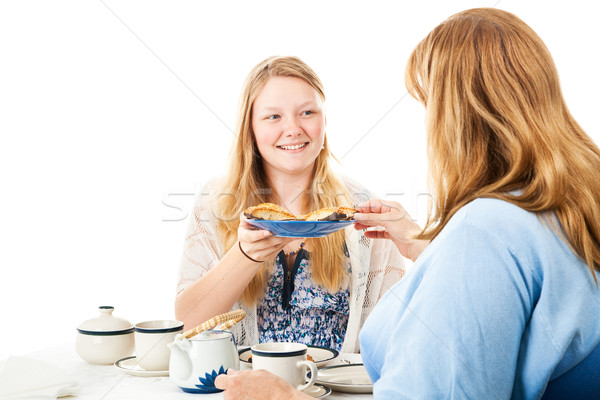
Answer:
[
  {"left": 259, "top": 101, "right": 319, "bottom": 113},
  {"left": 260, "top": 106, "right": 281, "bottom": 112},
  {"left": 298, "top": 101, "right": 317, "bottom": 108}
]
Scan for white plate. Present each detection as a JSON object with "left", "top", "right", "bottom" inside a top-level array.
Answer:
[
  {"left": 303, "top": 383, "right": 331, "bottom": 398},
  {"left": 239, "top": 345, "right": 339, "bottom": 368},
  {"left": 316, "top": 364, "right": 373, "bottom": 394},
  {"left": 114, "top": 356, "right": 169, "bottom": 377}
]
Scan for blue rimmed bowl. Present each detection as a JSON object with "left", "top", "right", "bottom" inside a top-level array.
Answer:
[{"left": 246, "top": 220, "right": 355, "bottom": 237}]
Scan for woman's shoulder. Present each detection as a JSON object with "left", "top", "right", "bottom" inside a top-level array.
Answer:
[
  {"left": 442, "top": 198, "right": 579, "bottom": 273},
  {"left": 456, "top": 197, "right": 539, "bottom": 233}
]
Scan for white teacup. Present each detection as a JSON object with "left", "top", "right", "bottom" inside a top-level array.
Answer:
[
  {"left": 134, "top": 320, "right": 183, "bottom": 371},
  {"left": 251, "top": 343, "right": 318, "bottom": 391}
]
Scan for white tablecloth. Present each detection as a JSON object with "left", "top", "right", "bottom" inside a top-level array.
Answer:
[{"left": 2, "top": 343, "right": 372, "bottom": 400}]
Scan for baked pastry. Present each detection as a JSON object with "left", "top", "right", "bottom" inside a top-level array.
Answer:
[
  {"left": 334, "top": 206, "right": 356, "bottom": 220},
  {"left": 243, "top": 203, "right": 296, "bottom": 220},
  {"left": 244, "top": 203, "right": 357, "bottom": 222},
  {"left": 304, "top": 206, "right": 356, "bottom": 221}
]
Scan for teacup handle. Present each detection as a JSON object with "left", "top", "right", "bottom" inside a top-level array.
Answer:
[{"left": 296, "top": 360, "right": 317, "bottom": 391}]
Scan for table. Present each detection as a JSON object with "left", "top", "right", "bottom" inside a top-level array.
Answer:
[{"left": 9, "top": 343, "right": 373, "bottom": 399}]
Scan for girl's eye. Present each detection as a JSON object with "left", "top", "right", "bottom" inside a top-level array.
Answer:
[
  {"left": 267, "top": 115, "right": 280, "bottom": 120},
  {"left": 302, "top": 110, "right": 314, "bottom": 116}
]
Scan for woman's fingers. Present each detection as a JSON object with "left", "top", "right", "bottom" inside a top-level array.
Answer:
[
  {"left": 353, "top": 198, "right": 430, "bottom": 261},
  {"left": 363, "top": 229, "right": 392, "bottom": 240},
  {"left": 238, "top": 236, "right": 290, "bottom": 262},
  {"left": 353, "top": 221, "right": 387, "bottom": 231},
  {"left": 215, "top": 369, "right": 300, "bottom": 400},
  {"left": 355, "top": 199, "right": 411, "bottom": 226},
  {"left": 237, "top": 214, "right": 297, "bottom": 260},
  {"left": 238, "top": 228, "right": 293, "bottom": 250},
  {"left": 214, "top": 368, "right": 240, "bottom": 391},
  {"left": 214, "top": 373, "right": 229, "bottom": 390},
  {"left": 354, "top": 212, "right": 389, "bottom": 227},
  {"left": 355, "top": 198, "right": 387, "bottom": 214},
  {"left": 239, "top": 214, "right": 260, "bottom": 229},
  {"left": 238, "top": 214, "right": 273, "bottom": 243},
  {"left": 238, "top": 226, "right": 272, "bottom": 242}
]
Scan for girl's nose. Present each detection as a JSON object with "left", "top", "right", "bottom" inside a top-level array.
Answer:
[{"left": 284, "top": 118, "right": 302, "bottom": 136}]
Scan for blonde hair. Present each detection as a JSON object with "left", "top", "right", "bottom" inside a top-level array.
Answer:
[
  {"left": 214, "top": 56, "right": 353, "bottom": 305},
  {"left": 406, "top": 8, "right": 600, "bottom": 281}
]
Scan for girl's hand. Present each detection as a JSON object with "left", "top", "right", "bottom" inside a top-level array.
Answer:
[
  {"left": 354, "top": 199, "right": 430, "bottom": 262},
  {"left": 237, "top": 215, "right": 295, "bottom": 262},
  {"left": 215, "top": 369, "right": 311, "bottom": 400}
]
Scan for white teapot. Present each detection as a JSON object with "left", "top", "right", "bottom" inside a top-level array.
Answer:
[{"left": 168, "top": 330, "right": 239, "bottom": 393}]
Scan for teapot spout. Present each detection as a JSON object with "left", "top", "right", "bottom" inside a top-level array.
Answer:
[{"left": 168, "top": 335, "right": 193, "bottom": 382}]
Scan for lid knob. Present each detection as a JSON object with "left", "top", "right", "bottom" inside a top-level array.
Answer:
[
  {"left": 77, "top": 306, "right": 133, "bottom": 332},
  {"left": 99, "top": 306, "right": 115, "bottom": 316}
]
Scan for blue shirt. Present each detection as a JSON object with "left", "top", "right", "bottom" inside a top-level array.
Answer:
[
  {"left": 257, "top": 249, "right": 350, "bottom": 351},
  {"left": 360, "top": 198, "right": 600, "bottom": 399}
]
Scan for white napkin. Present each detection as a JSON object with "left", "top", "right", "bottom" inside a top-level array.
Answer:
[{"left": 0, "top": 356, "right": 80, "bottom": 399}]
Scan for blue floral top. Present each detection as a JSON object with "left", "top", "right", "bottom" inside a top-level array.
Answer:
[{"left": 256, "top": 249, "right": 351, "bottom": 351}]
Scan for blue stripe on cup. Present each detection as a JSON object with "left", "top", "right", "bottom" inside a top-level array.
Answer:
[{"left": 251, "top": 348, "right": 307, "bottom": 358}]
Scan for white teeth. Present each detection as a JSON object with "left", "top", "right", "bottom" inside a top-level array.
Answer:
[{"left": 278, "top": 143, "right": 307, "bottom": 150}]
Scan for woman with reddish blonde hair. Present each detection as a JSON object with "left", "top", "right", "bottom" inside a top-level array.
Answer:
[
  {"left": 357, "top": 8, "right": 600, "bottom": 399},
  {"left": 216, "top": 8, "right": 600, "bottom": 400}
]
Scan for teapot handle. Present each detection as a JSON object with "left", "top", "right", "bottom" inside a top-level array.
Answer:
[
  {"left": 216, "top": 318, "right": 240, "bottom": 331},
  {"left": 179, "top": 309, "right": 246, "bottom": 340}
]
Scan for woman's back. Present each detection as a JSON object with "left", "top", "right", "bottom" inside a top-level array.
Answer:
[{"left": 360, "top": 198, "right": 600, "bottom": 399}]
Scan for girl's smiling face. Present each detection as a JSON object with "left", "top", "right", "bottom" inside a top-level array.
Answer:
[{"left": 251, "top": 76, "right": 326, "bottom": 179}]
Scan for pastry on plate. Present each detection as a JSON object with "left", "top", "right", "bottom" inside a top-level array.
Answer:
[
  {"left": 304, "top": 206, "right": 356, "bottom": 221},
  {"left": 244, "top": 203, "right": 357, "bottom": 222},
  {"left": 243, "top": 203, "right": 296, "bottom": 221}
]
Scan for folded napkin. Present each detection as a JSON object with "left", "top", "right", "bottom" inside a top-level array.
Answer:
[{"left": 0, "top": 356, "right": 80, "bottom": 399}]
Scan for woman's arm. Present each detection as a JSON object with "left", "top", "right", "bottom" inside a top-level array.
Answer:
[
  {"left": 175, "top": 216, "right": 294, "bottom": 329},
  {"left": 360, "top": 218, "right": 531, "bottom": 398}
]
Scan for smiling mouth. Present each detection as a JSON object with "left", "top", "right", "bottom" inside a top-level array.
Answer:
[{"left": 277, "top": 143, "right": 308, "bottom": 150}]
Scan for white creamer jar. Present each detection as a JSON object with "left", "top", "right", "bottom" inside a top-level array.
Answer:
[{"left": 76, "top": 306, "right": 134, "bottom": 364}]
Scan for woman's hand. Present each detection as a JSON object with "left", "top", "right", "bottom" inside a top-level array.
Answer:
[
  {"left": 238, "top": 215, "right": 296, "bottom": 262},
  {"left": 354, "top": 199, "right": 430, "bottom": 262},
  {"left": 215, "top": 369, "right": 311, "bottom": 400}
]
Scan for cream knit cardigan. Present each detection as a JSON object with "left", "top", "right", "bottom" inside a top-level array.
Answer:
[{"left": 176, "top": 177, "right": 406, "bottom": 353}]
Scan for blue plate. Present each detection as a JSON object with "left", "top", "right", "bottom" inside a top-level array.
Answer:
[{"left": 246, "top": 219, "right": 355, "bottom": 237}]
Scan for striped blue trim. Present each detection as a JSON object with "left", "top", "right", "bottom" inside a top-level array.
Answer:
[
  {"left": 77, "top": 328, "right": 134, "bottom": 336},
  {"left": 251, "top": 348, "right": 307, "bottom": 358},
  {"left": 134, "top": 325, "right": 183, "bottom": 334}
]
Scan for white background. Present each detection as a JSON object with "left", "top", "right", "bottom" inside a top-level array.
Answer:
[{"left": 1, "top": 0, "right": 598, "bottom": 359}]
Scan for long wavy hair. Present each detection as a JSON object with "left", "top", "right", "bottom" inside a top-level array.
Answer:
[
  {"left": 406, "top": 8, "right": 600, "bottom": 281},
  {"left": 214, "top": 56, "right": 353, "bottom": 305}
]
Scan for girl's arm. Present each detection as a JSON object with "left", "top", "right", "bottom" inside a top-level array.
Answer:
[{"left": 175, "top": 217, "right": 293, "bottom": 329}]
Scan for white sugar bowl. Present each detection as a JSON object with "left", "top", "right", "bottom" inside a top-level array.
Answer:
[{"left": 76, "top": 306, "right": 134, "bottom": 364}]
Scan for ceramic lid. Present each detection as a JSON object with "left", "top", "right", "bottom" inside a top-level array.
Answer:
[
  {"left": 190, "top": 330, "right": 234, "bottom": 341},
  {"left": 77, "top": 306, "right": 134, "bottom": 335}
]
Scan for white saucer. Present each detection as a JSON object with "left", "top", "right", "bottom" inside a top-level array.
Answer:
[
  {"left": 316, "top": 364, "right": 372, "bottom": 393},
  {"left": 302, "top": 383, "right": 331, "bottom": 398},
  {"left": 114, "top": 356, "right": 169, "bottom": 377}
]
